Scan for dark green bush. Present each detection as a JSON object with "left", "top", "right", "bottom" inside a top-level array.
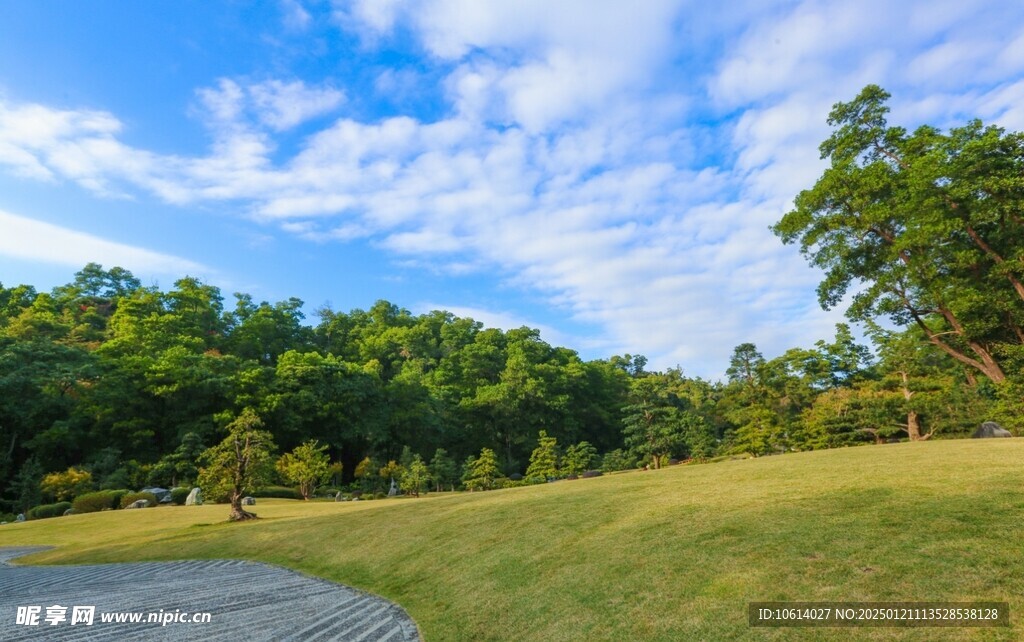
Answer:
[
  {"left": 107, "top": 489, "right": 130, "bottom": 508},
  {"left": 581, "top": 470, "right": 603, "bottom": 478},
  {"left": 170, "top": 488, "right": 190, "bottom": 505},
  {"left": 250, "top": 486, "right": 302, "bottom": 500},
  {"left": 72, "top": 490, "right": 127, "bottom": 513},
  {"left": 119, "top": 492, "right": 159, "bottom": 508},
  {"left": 27, "top": 502, "right": 72, "bottom": 520}
]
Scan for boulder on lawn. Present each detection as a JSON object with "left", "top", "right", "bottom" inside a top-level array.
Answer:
[
  {"left": 16, "top": 513, "right": 25, "bottom": 522},
  {"left": 241, "top": 496, "right": 256, "bottom": 506},
  {"left": 126, "top": 499, "right": 149, "bottom": 509},
  {"left": 185, "top": 487, "right": 203, "bottom": 506},
  {"left": 972, "top": 421, "right": 1012, "bottom": 438},
  {"left": 142, "top": 487, "right": 173, "bottom": 503}
]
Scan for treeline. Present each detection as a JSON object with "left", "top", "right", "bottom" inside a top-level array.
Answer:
[{"left": 0, "top": 259, "right": 1010, "bottom": 516}]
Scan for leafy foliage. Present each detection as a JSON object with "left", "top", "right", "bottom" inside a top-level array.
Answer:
[
  {"left": 197, "top": 409, "right": 276, "bottom": 520},
  {"left": 524, "top": 431, "right": 559, "bottom": 482},
  {"left": 276, "top": 439, "right": 331, "bottom": 500}
]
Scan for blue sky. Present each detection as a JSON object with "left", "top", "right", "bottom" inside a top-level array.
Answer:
[{"left": 2, "top": 1, "right": 1024, "bottom": 377}]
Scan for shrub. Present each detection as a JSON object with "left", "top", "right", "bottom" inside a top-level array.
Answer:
[
  {"left": 373, "top": 492, "right": 386, "bottom": 500},
  {"left": 107, "top": 489, "right": 130, "bottom": 508},
  {"left": 250, "top": 486, "right": 302, "bottom": 500},
  {"left": 119, "top": 492, "right": 159, "bottom": 508},
  {"left": 581, "top": 470, "right": 603, "bottom": 478},
  {"left": 27, "top": 502, "right": 72, "bottom": 520},
  {"left": 40, "top": 467, "right": 93, "bottom": 502},
  {"left": 170, "top": 488, "right": 191, "bottom": 505},
  {"left": 0, "top": 512, "right": 17, "bottom": 523},
  {"left": 72, "top": 490, "right": 125, "bottom": 514}
]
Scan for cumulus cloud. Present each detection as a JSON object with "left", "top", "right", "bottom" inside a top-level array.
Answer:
[{"left": 2, "top": 0, "right": 1024, "bottom": 375}]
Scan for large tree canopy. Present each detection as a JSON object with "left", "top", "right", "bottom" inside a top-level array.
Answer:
[{"left": 773, "top": 85, "right": 1024, "bottom": 383}]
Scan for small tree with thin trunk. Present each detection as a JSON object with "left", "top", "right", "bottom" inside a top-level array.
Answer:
[
  {"left": 276, "top": 440, "right": 331, "bottom": 500},
  {"left": 429, "top": 448, "right": 458, "bottom": 492},
  {"left": 463, "top": 448, "right": 500, "bottom": 491},
  {"left": 198, "top": 408, "right": 276, "bottom": 521},
  {"left": 400, "top": 455, "right": 431, "bottom": 497},
  {"left": 562, "top": 441, "right": 598, "bottom": 476}
]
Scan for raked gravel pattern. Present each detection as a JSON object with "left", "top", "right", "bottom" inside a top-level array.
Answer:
[{"left": 0, "top": 547, "right": 421, "bottom": 641}]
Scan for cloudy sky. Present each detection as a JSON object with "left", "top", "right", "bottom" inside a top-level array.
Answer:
[{"left": 2, "top": 1, "right": 1023, "bottom": 377}]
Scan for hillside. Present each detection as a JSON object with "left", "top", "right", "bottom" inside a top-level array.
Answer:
[{"left": 2, "top": 440, "right": 1021, "bottom": 641}]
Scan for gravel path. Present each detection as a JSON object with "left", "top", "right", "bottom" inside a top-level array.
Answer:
[{"left": 0, "top": 547, "right": 421, "bottom": 641}]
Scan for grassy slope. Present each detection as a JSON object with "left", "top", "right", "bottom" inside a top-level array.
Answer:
[{"left": 1, "top": 440, "right": 1021, "bottom": 641}]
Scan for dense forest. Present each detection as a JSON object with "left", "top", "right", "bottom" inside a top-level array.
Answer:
[{"left": 4, "top": 85, "right": 1023, "bottom": 515}]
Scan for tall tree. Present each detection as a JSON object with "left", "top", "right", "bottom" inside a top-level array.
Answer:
[{"left": 774, "top": 84, "right": 1024, "bottom": 383}]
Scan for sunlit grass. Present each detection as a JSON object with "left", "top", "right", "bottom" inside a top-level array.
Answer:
[{"left": 2, "top": 440, "right": 1021, "bottom": 641}]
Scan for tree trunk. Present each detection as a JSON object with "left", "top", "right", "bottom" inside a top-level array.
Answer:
[
  {"left": 906, "top": 410, "right": 924, "bottom": 441},
  {"left": 229, "top": 490, "right": 256, "bottom": 521}
]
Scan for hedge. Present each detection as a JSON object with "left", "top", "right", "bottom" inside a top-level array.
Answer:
[{"left": 27, "top": 502, "right": 72, "bottom": 520}]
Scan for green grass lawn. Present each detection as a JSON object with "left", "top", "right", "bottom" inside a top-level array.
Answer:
[{"left": 2, "top": 440, "right": 1022, "bottom": 641}]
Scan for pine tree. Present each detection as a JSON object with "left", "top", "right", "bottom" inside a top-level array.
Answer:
[{"left": 524, "top": 431, "right": 559, "bottom": 482}]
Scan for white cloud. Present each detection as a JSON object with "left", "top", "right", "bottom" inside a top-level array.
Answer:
[
  {"left": 3, "top": 1, "right": 1024, "bottom": 375},
  {"left": 0, "top": 209, "right": 207, "bottom": 275}
]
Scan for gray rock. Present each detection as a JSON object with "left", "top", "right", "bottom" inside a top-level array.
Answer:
[
  {"left": 335, "top": 491, "right": 344, "bottom": 502},
  {"left": 125, "top": 499, "right": 149, "bottom": 509},
  {"left": 972, "top": 421, "right": 1012, "bottom": 438},
  {"left": 185, "top": 487, "right": 203, "bottom": 506},
  {"left": 140, "top": 489, "right": 172, "bottom": 505},
  {"left": 63, "top": 508, "right": 75, "bottom": 516},
  {"left": 142, "top": 487, "right": 173, "bottom": 503},
  {"left": 241, "top": 496, "right": 256, "bottom": 506},
  {"left": 15, "top": 514, "right": 24, "bottom": 522}
]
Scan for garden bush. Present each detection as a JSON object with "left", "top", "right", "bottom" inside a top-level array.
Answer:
[
  {"left": 72, "top": 490, "right": 128, "bottom": 513},
  {"left": 27, "top": 502, "right": 72, "bottom": 520},
  {"left": 581, "top": 470, "right": 603, "bottom": 478},
  {"left": 250, "top": 486, "right": 303, "bottom": 500},
  {"left": 170, "top": 488, "right": 191, "bottom": 505},
  {"left": 119, "top": 492, "right": 159, "bottom": 508},
  {"left": 168, "top": 489, "right": 191, "bottom": 505}
]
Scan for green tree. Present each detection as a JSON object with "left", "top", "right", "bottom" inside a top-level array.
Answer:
[
  {"left": 462, "top": 447, "right": 499, "bottom": 491},
  {"left": 600, "top": 449, "right": 635, "bottom": 472},
  {"left": 276, "top": 440, "right": 331, "bottom": 500},
  {"left": 524, "top": 430, "right": 559, "bottom": 482},
  {"left": 400, "top": 454, "right": 431, "bottom": 497},
  {"left": 562, "top": 441, "right": 597, "bottom": 476},
  {"left": 622, "top": 375, "right": 692, "bottom": 468},
  {"left": 773, "top": 84, "right": 1024, "bottom": 384},
  {"left": 197, "top": 409, "right": 276, "bottom": 521},
  {"left": 429, "top": 448, "right": 458, "bottom": 492},
  {"left": 5, "top": 457, "right": 42, "bottom": 515}
]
